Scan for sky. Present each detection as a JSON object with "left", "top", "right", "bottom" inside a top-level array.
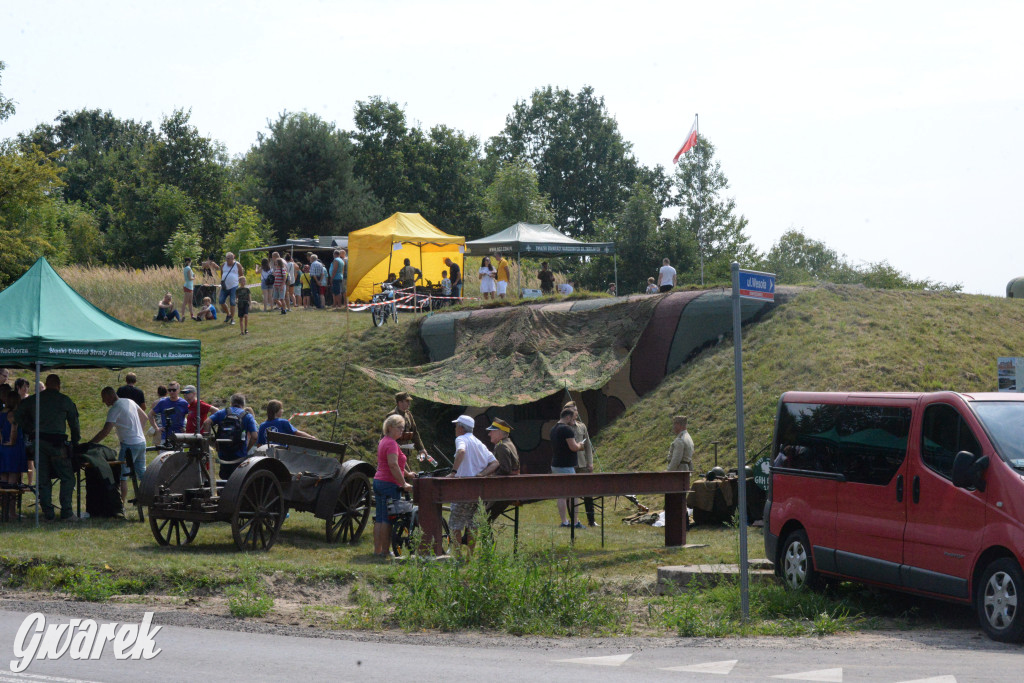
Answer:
[{"left": 2, "top": 0, "right": 1022, "bottom": 296}]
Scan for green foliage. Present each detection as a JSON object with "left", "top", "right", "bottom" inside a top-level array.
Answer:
[
  {"left": 250, "top": 111, "right": 380, "bottom": 242},
  {"left": 221, "top": 205, "right": 272, "bottom": 271},
  {"left": 0, "top": 61, "right": 15, "bottom": 122},
  {"left": 164, "top": 224, "right": 204, "bottom": 267},
  {"left": 671, "top": 134, "right": 758, "bottom": 283},
  {"left": 487, "top": 85, "right": 639, "bottom": 238},
  {"left": 226, "top": 575, "right": 275, "bottom": 618},
  {"left": 352, "top": 97, "right": 411, "bottom": 214},
  {"left": 344, "top": 522, "right": 623, "bottom": 635},
  {"left": 482, "top": 157, "right": 554, "bottom": 233},
  {"left": 0, "top": 142, "right": 66, "bottom": 284},
  {"left": 761, "top": 229, "right": 961, "bottom": 291}
]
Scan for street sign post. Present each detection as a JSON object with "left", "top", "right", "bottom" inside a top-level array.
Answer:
[{"left": 732, "top": 264, "right": 775, "bottom": 622}]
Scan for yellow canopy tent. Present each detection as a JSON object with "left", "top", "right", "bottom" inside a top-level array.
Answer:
[{"left": 347, "top": 213, "right": 465, "bottom": 302}]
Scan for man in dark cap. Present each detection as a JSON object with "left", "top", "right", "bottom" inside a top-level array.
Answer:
[
  {"left": 15, "top": 374, "right": 80, "bottom": 521},
  {"left": 484, "top": 417, "right": 520, "bottom": 522},
  {"left": 387, "top": 392, "right": 427, "bottom": 463}
]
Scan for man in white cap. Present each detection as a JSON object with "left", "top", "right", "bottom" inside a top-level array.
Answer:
[{"left": 447, "top": 415, "right": 498, "bottom": 554}]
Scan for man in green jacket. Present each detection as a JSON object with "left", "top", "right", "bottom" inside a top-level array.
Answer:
[{"left": 15, "top": 374, "right": 81, "bottom": 521}]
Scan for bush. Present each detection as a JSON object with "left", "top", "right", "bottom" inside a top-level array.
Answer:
[{"left": 226, "top": 576, "right": 274, "bottom": 618}]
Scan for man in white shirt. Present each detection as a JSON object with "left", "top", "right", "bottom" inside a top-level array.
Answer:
[
  {"left": 88, "top": 386, "right": 158, "bottom": 503},
  {"left": 219, "top": 252, "right": 243, "bottom": 324},
  {"left": 447, "top": 415, "right": 498, "bottom": 553},
  {"left": 658, "top": 258, "right": 677, "bottom": 292}
]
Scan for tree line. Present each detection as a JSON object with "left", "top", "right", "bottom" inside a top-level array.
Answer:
[{"left": 0, "top": 62, "right": 957, "bottom": 291}]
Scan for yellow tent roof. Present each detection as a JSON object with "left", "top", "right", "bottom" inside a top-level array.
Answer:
[{"left": 347, "top": 213, "right": 465, "bottom": 302}]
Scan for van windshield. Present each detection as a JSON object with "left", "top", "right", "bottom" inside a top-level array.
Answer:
[{"left": 971, "top": 402, "right": 1024, "bottom": 469}]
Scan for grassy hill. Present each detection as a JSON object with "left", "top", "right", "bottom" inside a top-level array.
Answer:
[
  {"left": 9, "top": 270, "right": 1020, "bottom": 474},
  {"left": 598, "top": 285, "right": 1017, "bottom": 475}
]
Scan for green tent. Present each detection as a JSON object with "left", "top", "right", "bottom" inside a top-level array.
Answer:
[
  {"left": 0, "top": 257, "right": 201, "bottom": 524},
  {"left": 0, "top": 258, "right": 200, "bottom": 367}
]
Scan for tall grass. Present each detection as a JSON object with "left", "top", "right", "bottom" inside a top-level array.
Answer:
[{"left": 59, "top": 265, "right": 182, "bottom": 325}]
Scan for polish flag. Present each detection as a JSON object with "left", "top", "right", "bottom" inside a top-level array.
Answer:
[{"left": 672, "top": 117, "right": 698, "bottom": 164}]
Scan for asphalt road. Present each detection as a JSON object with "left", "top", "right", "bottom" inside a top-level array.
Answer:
[{"left": 1, "top": 607, "right": 1022, "bottom": 682}]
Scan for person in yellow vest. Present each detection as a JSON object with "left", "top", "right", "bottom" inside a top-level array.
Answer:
[{"left": 495, "top": 253, "right": 511, "bottom": 299}]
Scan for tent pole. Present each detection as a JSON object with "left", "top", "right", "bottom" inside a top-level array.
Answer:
[
  {"left": 517, "top": 251, "right": 521, "bottom": 298},
  {"left": 614, "top": 253, "right": 618, "bottom": 296},
  {"left": 34, "top": 362, "right": 40, "bottom": 527}
]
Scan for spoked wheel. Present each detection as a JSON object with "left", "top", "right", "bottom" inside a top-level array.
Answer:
[
  {"left": 392, "top": 517, "right": 451, "bottom": 557},
  {"left": 371, "top": 304, "right": 385, "bottom": 327},
  {"left": 231, "top": 470, "right": 286, "bottom": 551},
  {"left": 977, "top": 558, "right": 1024, "bottom": 642},
  {"left": 781, "top": 529, "right": 821, "bottom": 590},
  {"left": 326, "top": 472, "right": 372, "bottom": 543},
  {"left": 150, "top": 514, "right": 201, "bottom": 547}
]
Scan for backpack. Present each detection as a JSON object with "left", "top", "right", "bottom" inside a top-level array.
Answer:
[{"left": 215, "top": 411, "right": 247, "bottom": 452}]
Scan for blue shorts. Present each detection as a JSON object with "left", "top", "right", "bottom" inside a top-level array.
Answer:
[
  {"left": 551, "top": 466, "right": 576, "bottom": 474},
  {"left": 120, "top": 442, "right": 147, "bottom": 481},
  {"left": 373, "top": 479, "right": 401, "bottom": 523},
  {"left": 219, "top": 286, "right": 237, "bottom": 306},
  {"left": 331, "top": 279, "right": 344, "bottom": 296}
]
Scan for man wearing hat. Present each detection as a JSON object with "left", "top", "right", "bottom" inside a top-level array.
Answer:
[
  {"left": 183, "top": 385, "right": 215, "bottom": 435},
  {"left": 484, "top": 417, "right": 519, "bottom": 521},
  {"left": 387, "top": 392, "right": 427, "bottom": 463},
  {"left": 448, "top": 415, "right": 498, "bottom": 554}
]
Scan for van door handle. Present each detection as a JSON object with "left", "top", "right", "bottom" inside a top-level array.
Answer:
[
  {"left": 896, "top": 474, "right": 904, "bottom": 502},
  {"left": 912, "top": 476, "right": 920, "bottom": 504}
]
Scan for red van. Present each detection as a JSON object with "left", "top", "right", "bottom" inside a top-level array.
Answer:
[{"left": 765, "top": 391, "right": 1024, "bottom": 642}]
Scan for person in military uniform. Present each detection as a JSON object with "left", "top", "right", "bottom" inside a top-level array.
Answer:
[
  {"left": 667, "top": 415, "right": 695, "bottom": 472},
  {"left": 387, "top": 392, "right": 427, "bottom": 463},
  {"left": 15, "top": 374, "right": 81, "bottom": 521},
  {"left": 484, "top": 417, "right": 520, "bottom": 522}
]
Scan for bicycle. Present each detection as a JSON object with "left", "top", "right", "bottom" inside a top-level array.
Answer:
[
  {"left": 370, "top": 281, "right": 398, "bottom": 327},
  {"left": 388, "top": 467, "right": 452, "bottom": 556}
]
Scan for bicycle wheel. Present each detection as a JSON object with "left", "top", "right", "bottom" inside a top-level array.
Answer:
[
  {"left": 371, "top": 303, "right": 385, "bottom": 327},
  {"left": 391, "top": 519, "right": 413, "bottom": 556}
]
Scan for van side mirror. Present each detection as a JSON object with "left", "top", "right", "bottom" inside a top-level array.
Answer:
[{"left": 952, "top": 451, "right": 988, "bottom": 491}]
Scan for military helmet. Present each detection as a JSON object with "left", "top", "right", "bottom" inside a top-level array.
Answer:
[{"left": 706, "top": 466, "right": 726, "bottom": 481}]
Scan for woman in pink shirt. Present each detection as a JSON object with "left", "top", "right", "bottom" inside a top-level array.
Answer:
[{"left": 372, "top": 414, "right": 417, "bottom": 558}]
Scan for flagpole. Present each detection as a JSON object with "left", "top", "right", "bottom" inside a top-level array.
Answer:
[{"left": 696, "top": 113, "right": 703, "bottom": 287}]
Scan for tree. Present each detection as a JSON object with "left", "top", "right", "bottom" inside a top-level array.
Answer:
[
  {"left": 487, "top": 85, "right": 638, "bottom": 238},
  {"left": 482, "top": 158, "right": 554, "bottom": 233},
  {"left": 164, "top": 225, "right": 204, "bottom": 269},
  {"left": 351, "top": 97, "right": 411, "bottom": 214},
  {"left": 221, "top": 206, "right": 272, "bottom": 271},
  {"left": 0, "top": 61, "right": 14, "bottom": 123},
  {"left": 0, "top": 142, "right": 65, "bottom": 284},
  {"left": 412, "top": 124, "right": 484, "bottom": 238},
  {"left": 670, "top": 134, "right": 758, "bottom": 284},
  {"left": 762, "top": 229, "right": 847, "bottom": 284},
  {"left": 249, "top": 111, "right": 380, "bottom": 242}
]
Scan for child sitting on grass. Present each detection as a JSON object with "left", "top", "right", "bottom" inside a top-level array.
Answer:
[
  {"left": 155, "top": 293, "right": 182, "bottom": 322},
  {"left": 237, "top": 276, "right": 251, "bottom": 335},
  {"left": 194, "top": 296, "right": 217, "bottom": 321}
]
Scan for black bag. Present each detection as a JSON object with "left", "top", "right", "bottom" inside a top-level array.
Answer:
[{"left": 215, "top": 411, "right": 247, "bottom": 452}]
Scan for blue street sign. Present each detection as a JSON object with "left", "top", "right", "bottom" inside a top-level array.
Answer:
[{"left": 738, "top": 270, "right": 775, "bottom": 301}]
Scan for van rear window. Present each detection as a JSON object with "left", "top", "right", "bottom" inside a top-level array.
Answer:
[{"left": 776, "top": 402, "right": 911, "bottom": 485}]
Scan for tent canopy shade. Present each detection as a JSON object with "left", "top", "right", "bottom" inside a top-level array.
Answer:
[
  {"left": 346, "top": 213, "right": 465, "bottom": 302},
  {"left": 465, "top": 222, "right": 615, "bottom": 256},
  {"left": 0, "top": 258, "right": 201, "bottom": 369}
]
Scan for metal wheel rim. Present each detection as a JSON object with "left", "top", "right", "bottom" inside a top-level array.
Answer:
[
  {"left": 784, "top": 540, "right": 808, "bottom": 588},
  {"left": 150, "top": 515, "right": 200, "bottom": 547},
  {"left": 392, "top": 523, "right": 411, "bottom": 556},
  {"left": 984, "top": 570, "right": 1019, "bottom": 631},
  {"left": 233, "top": 471, "right": 284, "bottom": 551},
  {"left": 327, "top": 475, "right": 371, "bottom": 543},
  {"left": 371, "top": 305, "right": 384, "bottom": 327}
]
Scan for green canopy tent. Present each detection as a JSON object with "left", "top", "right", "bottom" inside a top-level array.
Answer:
[
  {"left": 465, "top": 223, "right": 617, "bottom": 295},
  {"left": 0, "top": 258, "right": 201, "bottom": 524}
]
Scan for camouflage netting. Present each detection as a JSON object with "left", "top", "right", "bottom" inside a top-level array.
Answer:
[{"left": 356, "top": 297, "right": 662, "bottom": 406}]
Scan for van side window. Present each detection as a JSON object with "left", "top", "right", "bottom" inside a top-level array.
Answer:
[
  {"left": 776, "top": 403, "right": 839, "bottom": 473},
  {"left": 921, "top": 404, "right": 981, "bottom": 480},
  {"left": 838, "top": 405, "right": 912, "bottom": 486}
]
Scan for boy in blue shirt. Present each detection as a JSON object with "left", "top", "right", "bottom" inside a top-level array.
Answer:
[
  {"left": 257, "top": 400, "right": 314, "bottom": 446},
  {"left": 202, "top": 393, "right": 259, "bottom": 479}
]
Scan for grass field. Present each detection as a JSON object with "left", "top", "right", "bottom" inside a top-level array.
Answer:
[{"left": 3, "top": 270, "right": 1016, "bottom": 636}]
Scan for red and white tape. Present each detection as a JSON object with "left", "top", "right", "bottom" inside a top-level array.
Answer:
[{"left": 290, "top": 409, "right": 338, "bottom": 419}]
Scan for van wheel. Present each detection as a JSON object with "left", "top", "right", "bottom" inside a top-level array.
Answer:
[
  {"left": 781, "top": 529, "right": 820, "bottom": 590},
  {"left": 977, "top": 558, "right": 1024, "bottom": 642}
]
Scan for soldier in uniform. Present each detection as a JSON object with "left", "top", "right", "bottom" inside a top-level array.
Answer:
[
  {"left": 15, "top": 374, "right": 81, "bottom": 521},
  {"left": 485, "top": 417, "right": 519, "bottom": 521},
  {"left": 387, "top": 392, "right": 427, "bottom": 463}
]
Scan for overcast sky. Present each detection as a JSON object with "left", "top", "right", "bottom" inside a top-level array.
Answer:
[{"left": 2, "top": 0, "right": 1021, "bottom": 295}]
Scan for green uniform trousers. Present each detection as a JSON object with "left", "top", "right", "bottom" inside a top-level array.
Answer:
[{"left": 35, "top": 440, "right": 74, "bottom": 519}]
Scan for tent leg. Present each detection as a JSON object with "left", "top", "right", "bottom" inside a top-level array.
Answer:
[
  {"left": 34, "top": 362, "right": 40, "bottom": 527},
  {"left": 614, "top": 254, "right": 618, "bottom": 296},
  {"left": 517, "top": 251, "right": 521, "bottom": 298}
]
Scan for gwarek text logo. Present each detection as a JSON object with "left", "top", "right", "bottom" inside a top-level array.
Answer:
[{"left": 9, "top": 612, "right": 162, "bottom": 673}]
